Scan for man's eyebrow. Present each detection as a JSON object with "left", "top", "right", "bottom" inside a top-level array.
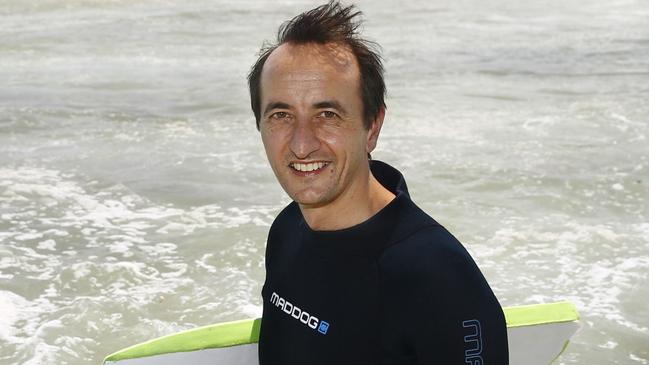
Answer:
[
  {"left": 314, "top": 100, "right": 347, "bottom": 115},
  {"left": 263, "top": 102, "right": 291, "bottom": 116}
]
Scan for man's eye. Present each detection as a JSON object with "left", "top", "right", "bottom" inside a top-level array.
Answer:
[
  {"left": 320, "top": 111, "right": 337, "bottom": 119},
  {"left": 271, "top": 112, "right": 289, "bottom": 119}
]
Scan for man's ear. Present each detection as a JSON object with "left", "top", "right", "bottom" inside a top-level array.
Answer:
[{"left": 366, "top": 107, "right": 385, "bottom": 154}]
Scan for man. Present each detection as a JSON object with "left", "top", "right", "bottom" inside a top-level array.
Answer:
[{"left": 247, "top": 2, "right": 508, "bottom": 364}]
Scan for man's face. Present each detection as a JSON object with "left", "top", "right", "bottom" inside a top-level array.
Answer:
[{"left": 259, "top": 42, "right": 381, "bottom": 209}]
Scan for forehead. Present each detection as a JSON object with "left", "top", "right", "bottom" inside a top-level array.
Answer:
[{"left": 260, "top": 42, "right": 360, "bottom": 95}]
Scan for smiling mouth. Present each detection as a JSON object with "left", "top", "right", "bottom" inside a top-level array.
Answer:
[{"left": 289, "top": 161, "right": 330, "bottom": 173}]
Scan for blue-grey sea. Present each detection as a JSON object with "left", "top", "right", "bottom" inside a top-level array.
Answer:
[{"left": 1, "top": 0, "right": 648, "bottom": 364}]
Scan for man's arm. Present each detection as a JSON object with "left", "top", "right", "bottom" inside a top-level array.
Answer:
[{"left": 379, "top": 226, "right": 509, "bottom": 365}]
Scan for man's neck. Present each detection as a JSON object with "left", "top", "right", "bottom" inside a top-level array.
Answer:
[{"left": 299, "top": 173, "right": 396, "bottom": 231}]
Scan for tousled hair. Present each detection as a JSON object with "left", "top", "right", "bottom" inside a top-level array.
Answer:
[{"left": 247, "top": 1, "right": 386, "bottom": 130}]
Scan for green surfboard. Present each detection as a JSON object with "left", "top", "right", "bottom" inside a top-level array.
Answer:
[{"left": 104, "top": 301, "right": 579, "bottom": 365}]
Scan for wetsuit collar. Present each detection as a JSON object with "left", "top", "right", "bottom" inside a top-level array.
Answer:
[
  {"left": 368, "top": 159, "right": 410, "bottom": 198},
  {"left": 299, "top": 160, "right": 412, "bottom": 256}
]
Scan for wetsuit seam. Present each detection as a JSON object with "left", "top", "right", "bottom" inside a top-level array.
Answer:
[{"left": 384, "top": 223, "right": 442, "bottom": 251}]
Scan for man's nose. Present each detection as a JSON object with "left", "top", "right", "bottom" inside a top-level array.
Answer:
[{"left": 289, "top": 118, "right": 320, "bottom": 159}]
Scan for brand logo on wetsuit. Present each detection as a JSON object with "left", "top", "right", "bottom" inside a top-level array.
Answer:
[
  {"left": 463, "top": 319, "right": 484, "bottom": 365},
  {"left": 270, "top": 291, "right": 330, "bottom": 335}
]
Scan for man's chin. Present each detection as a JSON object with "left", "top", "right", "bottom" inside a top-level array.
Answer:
[{"left": 290, "top": 191, "right": 334, "bottom": 209}]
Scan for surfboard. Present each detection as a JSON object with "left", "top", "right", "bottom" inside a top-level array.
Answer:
[{"left": 103, "top": 301, "right": 579, "bottom": 365}]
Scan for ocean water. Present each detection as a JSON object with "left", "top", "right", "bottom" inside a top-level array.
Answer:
[{"left": 1, "top": 0, "right": 648, "bottom": 364}]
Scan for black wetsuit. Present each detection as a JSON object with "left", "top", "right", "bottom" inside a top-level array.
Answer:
[{"left": 259, "top": 160, "right": 508, "bottom": 365}]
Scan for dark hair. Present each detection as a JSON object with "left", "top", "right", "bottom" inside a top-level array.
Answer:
[{"left": 247, "top": 1, "right": 386, "bottom": 130}]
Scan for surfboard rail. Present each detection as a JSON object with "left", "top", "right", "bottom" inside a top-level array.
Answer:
[
  {"left": 103, "top": 301, "right": 579, "bottom": 365},
  {"left": 104, "top": 318, "right": 262, "bottom": 362}
]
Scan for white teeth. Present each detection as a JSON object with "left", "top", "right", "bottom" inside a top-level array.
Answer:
[{"left": 292, "top": 162, "right": 327, "bottom": 172}]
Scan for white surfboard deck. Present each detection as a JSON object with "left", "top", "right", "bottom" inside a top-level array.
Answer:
[{"left": 104, "top": 301, "right": 579, "bottom": 365}]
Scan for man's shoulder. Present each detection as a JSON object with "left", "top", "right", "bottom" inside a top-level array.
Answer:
[
  {"left": 268, "top": 201, "right": 300, "bottom": 232},
  {"left": 382, "top": 196, "right": 462, "bottom": 259},
  {"left": 264, "top": 202, "right": 302, "bottom": 269},
  {"left": 381, "top": 223, "right": 468, "bottom": 261},
  {"left": 378, "top": 217, "right": 479, "bottom": 284}
]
